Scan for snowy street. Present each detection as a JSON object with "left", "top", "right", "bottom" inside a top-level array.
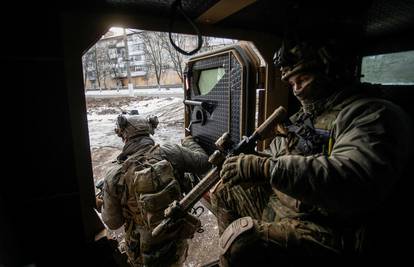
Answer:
[
  {"left": 85, "top": 87, "right": 184, "bottom": 98},
  {"left": 86, "top": 95, "right": 220, "bottom": 266},
  {"left": 87, "top": 96, "right": 185, "bottom": 150}
]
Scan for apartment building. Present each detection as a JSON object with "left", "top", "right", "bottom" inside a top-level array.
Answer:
[{"left": 83, "top": 29, "right": 153, "bottom": 90}]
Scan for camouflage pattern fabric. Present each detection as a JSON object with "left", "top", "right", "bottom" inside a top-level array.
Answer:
[
  {"left": 211, "top": 182, "right": 271, "bottom": 234},
  {"left": 102, "top": 136, "right": 210, "bottom": 267},
  {"left": 124, "top": 235, "right": 188, "bottom": 267},
  {"left": 212, "top": 184, "right": 344, "bottom": 266},
  {"left": 218, "top": 215, "right": 344, "bottom": 267},
  {"left": 268, "top": 90, "right": 412, "bottom": 219},
  {"left": 212, "top": 88, "right": 413, "bottom": 264}
]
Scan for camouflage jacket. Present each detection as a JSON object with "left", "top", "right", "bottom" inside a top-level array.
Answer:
[
  {"left": 268, "top": 89, "right": 413, "bottom": 223},
  {"left": 101, "top": 136, "right": 211, "bottom": 230}
]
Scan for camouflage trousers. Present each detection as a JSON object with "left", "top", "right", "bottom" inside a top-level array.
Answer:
[
  {"left": 124, "top": 229, "right": 188, "bottom": 267},
  {"left": 210, "top": 182, "right": 346, "bottom": 266}
]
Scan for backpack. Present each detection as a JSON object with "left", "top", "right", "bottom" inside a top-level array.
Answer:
[
  {"left": 118, "top": 145, "right": 181, "bottom": 231},
  {"left": 116, "top": 145, "right": 200, "bottom": 264}
]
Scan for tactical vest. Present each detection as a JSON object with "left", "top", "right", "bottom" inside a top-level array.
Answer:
[
  {"left": 275, "top": 94, "right": 362, "bottom": 216},
  {"left": 116, "top": 145, "right": 182, "bottom": 264},
  {"left": 286, "top": 94, "right": 361, "bottom": 156},
  {"left": 280, "top": 94, "right": 377, "bottom": 254}
]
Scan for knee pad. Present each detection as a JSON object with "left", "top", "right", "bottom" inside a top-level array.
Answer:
[
  {"left": 219, "top": 216, "right": 254, "bottom": 256},
  {"left": 219, "top": 217, "right": 287, "bottom": 267}
]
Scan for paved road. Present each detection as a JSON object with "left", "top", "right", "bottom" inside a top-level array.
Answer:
[{"left": 85, "top": 88, "right": 184, "bottom": 98}]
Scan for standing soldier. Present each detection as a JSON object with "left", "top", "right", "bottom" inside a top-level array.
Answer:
[
  {"left": 211, "top": 37, "right": 413, "bottom": 266},
  {"left": 97, "top": 113, "right": 211, "bottom": 267}
]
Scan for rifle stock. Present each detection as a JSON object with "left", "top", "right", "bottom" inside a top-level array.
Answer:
[{"left": 152, "top": 106, "right": 287, "bottom": 237}]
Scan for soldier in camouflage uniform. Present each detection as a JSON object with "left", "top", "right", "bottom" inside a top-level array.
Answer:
[
  {"left": 99, "top": 113, "right": 211, "bottom": 267},
  {"left": 211, "top": 37, "right": 413, "bottom": 266}
]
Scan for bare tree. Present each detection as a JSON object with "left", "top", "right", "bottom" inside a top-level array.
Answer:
[
  {"left": 138, "top": 31, "right": 169, "bottom": 89},
  {"left": 106, "top": 49, "right": 123, "bottom": 91},
  {"left": 123, "top": 28, "right": 133, "bottom": 94},
  {"left": 160, "top": 34, "right": 216, "bottom": 84},
  {"left": 82, "top": 55, "right": 88, "bottom": 88},
  {"left": 201, "top": 36, "right": 237, "bottom": 52},
  {"left": 90, "top": 43, "right": 111, "bottom": 90},
  {"left": 93, "top": 45, "right": 102, "bottom": 90},
  {"left": 161, "top": 33, "right": 188, "bottom": 83},
  {"left": 160, "top": 34, "right": 238, "bottom": 85},
  {"left": 82, "top": 42, "right": 113, "bottom": 91},
  {"left": 81, "top": 28, "right": 239, "bottom": 92},
  {"left": 82, "top": 51, "right": 95, "bottom": 89},
  {"left": 95, "top": 41, "right": 120, "bottom": 90},
  {"left": 96, "top": 45, "right": 108, "bottom": 90},
  {"left": 202, "top": 36, "right": 213, "bottom": 52},
  {"left": 83, "top": 33, "right": 132, "bottom": 91}
]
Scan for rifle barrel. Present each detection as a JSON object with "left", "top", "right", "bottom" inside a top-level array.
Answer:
[
  {"left": 152, "top": 106, "right": 287, "bottom": 237},
  {"left": 180, "top": 167, "right": 220, "bottom": 211}
]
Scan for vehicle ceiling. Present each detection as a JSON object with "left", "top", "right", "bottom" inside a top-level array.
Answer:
[{"left": 101, "top": 0, "right": 414, "bottom": 55}]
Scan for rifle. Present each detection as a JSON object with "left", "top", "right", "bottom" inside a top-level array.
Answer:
[
  {"left": 95, "top": 179, "right": 104, "bottom": 199},
  {"left": 152, "top": 106, "right": 287, "bottom": 237}
]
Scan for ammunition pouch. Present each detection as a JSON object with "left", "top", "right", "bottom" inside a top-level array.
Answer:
[
  {"left": 134, "top": 159, "right": 175, "bottom": 194},
  {"left": 138, "top": 179, "right": 181, "bottom": 229}
]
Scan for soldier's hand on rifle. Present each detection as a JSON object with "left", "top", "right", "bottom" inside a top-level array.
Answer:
[
  {"left": 95, "top": 179, "right": 104, "bottom": 213},
  {"left": 169, "top": 213, "right": 201, "bottom": 239},
  {"left": 220, "top": 153, "right": 271, "bottom": 185},
  {"left": 153, "top": 212, "right": 201, "bottom": 239}
]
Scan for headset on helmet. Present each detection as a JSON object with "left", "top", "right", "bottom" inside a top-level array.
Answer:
[
  {"left": 115, "top": 115, "right": 128, "bottom": 137},
  {"left": 114, "top": 114, "right": 159, "bottom": 140},
  {"left": 273, "top": 37, "right": 357, "bottom": 82}
]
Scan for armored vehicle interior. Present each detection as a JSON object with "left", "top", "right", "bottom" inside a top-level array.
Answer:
[{"left": 1, "top": 0, "right": 413, "bottom": 266}]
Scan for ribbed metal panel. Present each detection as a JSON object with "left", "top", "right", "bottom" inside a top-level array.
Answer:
[
  {"left": 189, "top": 53, "right": 242, "bottom": 154},
  {"left": 230, "top": 55, "right": 242, "bottom": 145}
]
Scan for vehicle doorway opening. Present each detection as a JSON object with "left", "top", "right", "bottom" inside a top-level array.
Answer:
[{"left": 82, "top": 26, "right": 245, "bottom": 267}]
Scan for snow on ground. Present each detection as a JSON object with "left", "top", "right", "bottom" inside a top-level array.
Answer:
[
  {"left": 87, "top": 96, "right": 185, "bottom": 150},
  {"left": 87, "top": 96, "right": 220, "bottom": 266},
  {"left": 85, "top": 87, "right": 184, "bottom": 97}
]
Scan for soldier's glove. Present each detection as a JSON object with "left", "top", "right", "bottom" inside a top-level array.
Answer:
[
  {"left": 220, "top": 154, "right": 271, "bottom": 185},
  {"left": 163, "top": 213, "right": 201, "bottom": 240}
]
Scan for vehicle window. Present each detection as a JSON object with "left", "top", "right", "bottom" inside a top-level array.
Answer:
[
  {"left": 361, "top": 50, "right": 414, "bottom": 85},
  {"left": 197, "top": 67, "right": 225, "bottom": 95}
]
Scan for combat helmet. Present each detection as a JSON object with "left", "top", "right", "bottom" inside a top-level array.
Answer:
[
  {"left": 115, "top": 112, "right": 159, "bottom": 141},
  {"left": 273, "top": 37, "right": 358, "bottom": 83}
]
